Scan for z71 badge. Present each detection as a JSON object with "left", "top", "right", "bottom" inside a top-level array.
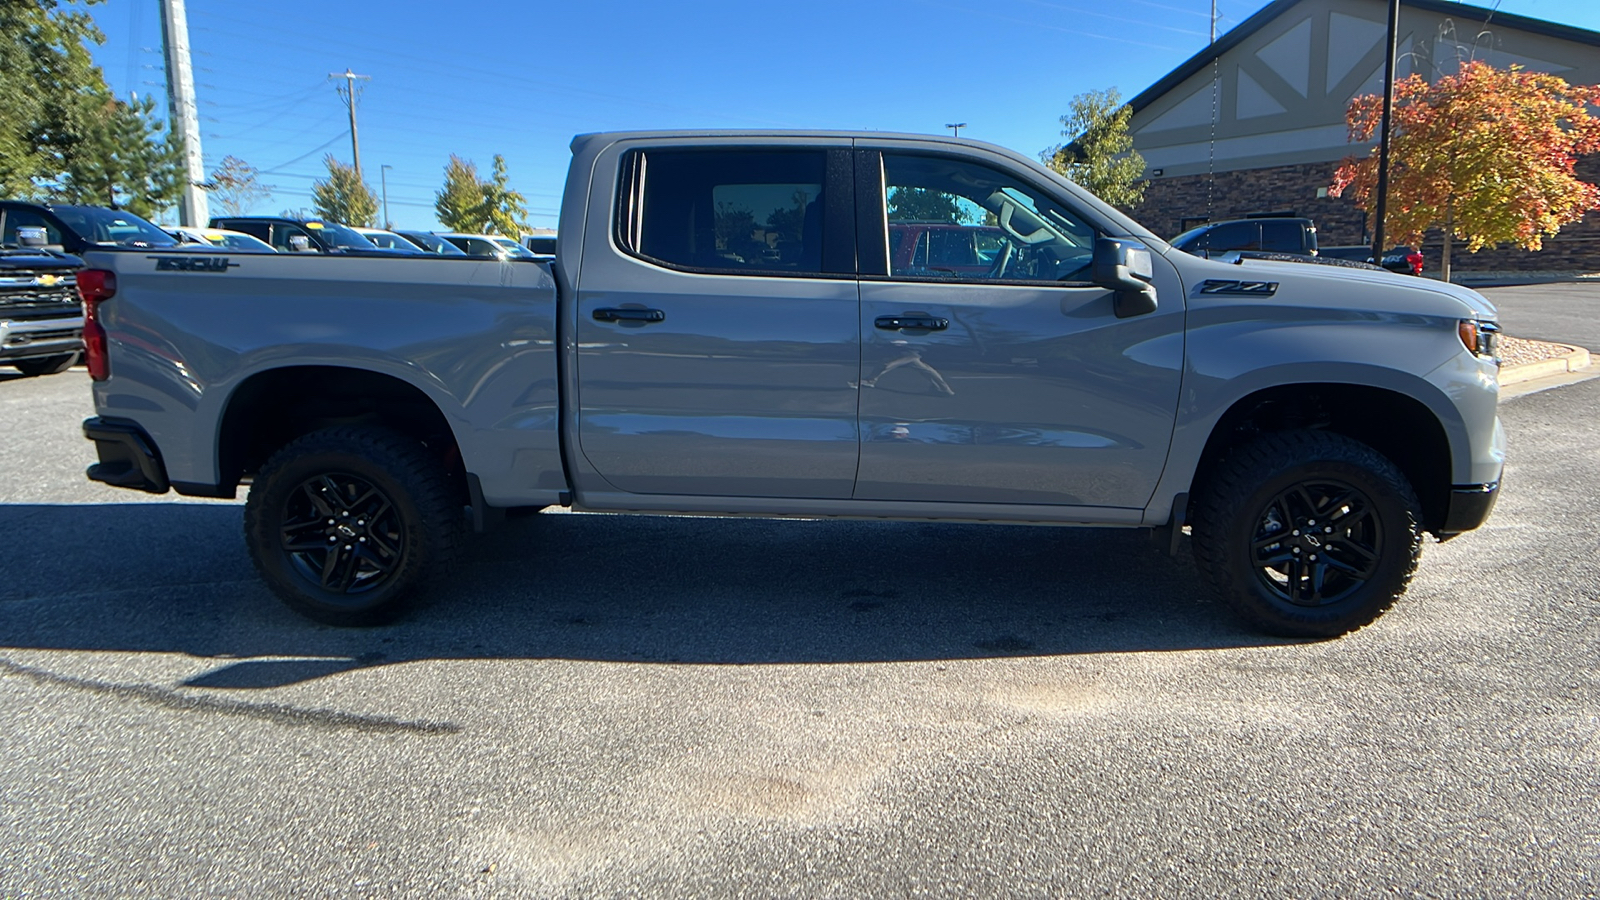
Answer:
[{"left": 149, "top": 256, "right": 239, "bottom": 272}]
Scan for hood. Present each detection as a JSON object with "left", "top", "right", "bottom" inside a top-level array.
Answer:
[
  {"left": 1169, "top": 250, "right": 1499, "bottom": 321},
  {"left": 0, "top": 248, "right": 82, "bottom": 270}
]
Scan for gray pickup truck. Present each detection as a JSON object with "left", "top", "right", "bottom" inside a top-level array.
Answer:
[{"left": 76, "top": 131, "right": 1505, "bottom": 637}]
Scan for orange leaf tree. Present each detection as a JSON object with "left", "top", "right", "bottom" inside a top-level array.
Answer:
[{"left": 1330, "top": 61, "right": 1600, "bottom": 281}]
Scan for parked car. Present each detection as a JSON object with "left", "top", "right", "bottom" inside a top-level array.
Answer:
[
  {"left": 77, "top": 129, "right": 1503, "bottom": 639},
  {"left": 393, "top": 230, "right": 468, "bottom": 256},
  {"left": 0, "top": 229, "right": 82, "bottom": 376},
  {"left": 440, "top": 233, "right": 540, "bottom": 260},
  {"left": 166, "top": 226, "right": 277, "bottom": 253},
  {"left": 1320, "top": 244, "right": 1426, "bottom": 276},
  {"left": 1, "top": 201, "right": 181, "bottom": 253},
  {"left": 522, "top": 234, "right": 557, "bottom": 255},
  {"left": 208, "top": 216, "right": 395, "bottom": 255},
  {"left": 1171, "top": 217, "right": 1318, "bottom": 257},
  {"left": 351, "top": 227, "right": 428, "bottom": 255},
  {"left": 889, "top": 223, "right": 1010, "bottom": 277}
]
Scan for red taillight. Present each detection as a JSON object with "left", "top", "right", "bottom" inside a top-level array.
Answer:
[
  {"left": 1407, "top": 251, "right": 1424, "bottom": 276},
  {"left": 76, "top": 269, "right": 115, "bottom": 381}
]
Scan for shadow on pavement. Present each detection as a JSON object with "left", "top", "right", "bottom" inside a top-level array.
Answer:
[{"left": 0, "top": 502, "right": 1292, "bottom": 687}]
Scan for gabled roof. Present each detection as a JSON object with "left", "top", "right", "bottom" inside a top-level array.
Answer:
[{"left": 1128, "top": 0, "right": 1600, "bottom": 114}]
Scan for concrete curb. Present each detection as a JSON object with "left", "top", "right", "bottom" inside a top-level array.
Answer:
[{"left": 1500, "top": 344, "right": 1593, "bottom": 386}]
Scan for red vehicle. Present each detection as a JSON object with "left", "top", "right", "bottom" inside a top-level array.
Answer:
[{"left": 888, "top": 223, "right": 1009, "bottom": 276}]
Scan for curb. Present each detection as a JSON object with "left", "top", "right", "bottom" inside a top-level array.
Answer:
[{"left": 1500, "top": 344, "right": 1592, "bottom": 386}]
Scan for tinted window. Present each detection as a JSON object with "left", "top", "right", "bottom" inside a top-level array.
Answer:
[
  {"left": 882, "top": 153, "right": 1097, "bottom": 283},
  {"left": 222, "top": 220, "right": 272, "bottom": 242},
  {"left": 1201, "top": 221, "right": 1260, "bottom": 253},
  {"left": 1260, "top": 220, "right": 1304, "bottom": 253},
  {"left": 627, "top": 149, "right": 826, "bottom": 275},
  {"left": 2, "top": 209, "right": 65, "bottom": 248},
  {"left": 51, "top": 206, "right": 176, "bottom": 247}
]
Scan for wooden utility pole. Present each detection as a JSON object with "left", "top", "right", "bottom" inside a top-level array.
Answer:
[
  {"left": 159, "top": 0, "right": 207, "bottom": 225},
  {"left": 330, "top": 69, "right": 372, "bottom": 180}
]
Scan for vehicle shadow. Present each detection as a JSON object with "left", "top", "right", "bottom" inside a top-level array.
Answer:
[{"left": 0, "top": 502, "right": 1294, "bottom": 689}]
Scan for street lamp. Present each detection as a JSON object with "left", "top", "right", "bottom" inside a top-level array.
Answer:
[
  {"left": 1371, "top": 0, "right": 1400, "bottom": 265},
  {"left": 945, "top": 122, "right": 967, "bottom": 136},
  {"left": 380, "top": 164, "right": 393, "bottom": 230}
]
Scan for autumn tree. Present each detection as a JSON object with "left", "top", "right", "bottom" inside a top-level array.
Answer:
[
  {"left": 434, "top": 153, "right": 529, "bottom": 235},
  {"left": 1042, "top": 87, "right": 1147, "bottom": 210},
  {"left": 1331, "top": 61, "right": 1600, "bottom": 282},
  {"left": 205, "top": 155, "right": 272, "bottom": 216},
  {"left": 311, "top": 154, "right": 378, "bottom": 226}
]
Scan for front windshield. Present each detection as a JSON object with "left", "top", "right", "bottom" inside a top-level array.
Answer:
[
  {"left": 52, "top": 206, "right": 177, "bottom": 247},
  {"left": 489, "top": 236, "right": 537, "bottom": 259},
  {"left": 398, "top": 232, "right": 466, "bottom": 255},
  {"left": 303, "top": 221, "right": 378, "bottom": 251}
]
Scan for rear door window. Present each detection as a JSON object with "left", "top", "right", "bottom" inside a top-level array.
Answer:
[
  {"left": 619, "top": 148, "right": 828, "bottom": 276},
  {"left": 1259, "top": 220, "right": 1304, "bottom": 253}
]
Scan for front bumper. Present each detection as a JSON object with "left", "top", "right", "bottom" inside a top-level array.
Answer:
[
  {"left": 84, "top": 416, "right": 169, "bottom": 494},
  {"left": 0, "top": 315, "right": 83, "bottom": 362},
  {"left": 1438, "top": 480, "right": 1500, "bottom": 537}
]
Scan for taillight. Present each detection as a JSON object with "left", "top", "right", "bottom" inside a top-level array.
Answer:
[
  {"left": 1407, "top": 251, "right": 1424, "bottom": 276},
  {"left": 76, "top": 268, "right": 115, "bottom": 381}
]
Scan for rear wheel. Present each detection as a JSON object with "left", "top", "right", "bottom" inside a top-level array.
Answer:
[
  {"left": 1191, "top": 430, "right": 1423, "bottom": 637},
  {"left": 12, "top": 353, "right": 78, "bottom": 376},
  {"left": 244, "top": 426, "right": 462, "bottom": 625}
]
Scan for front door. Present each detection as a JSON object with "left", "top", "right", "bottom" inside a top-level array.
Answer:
[
  {"left": 574, "top": 143, "right": 861, "bottom": 499},
  {"left": 854, "top": 150, "right": 1185, "bottom": 509}
]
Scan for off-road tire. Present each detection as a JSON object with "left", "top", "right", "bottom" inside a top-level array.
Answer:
[
  {"left": 1191, "top": 430, "right": 1423, "bottom": 638},
  {"left": 12, "top": 353, "right": 78, "bottom": 377},
  {"left": 244, "top": 426, "right": 462, "bottom": 626}
]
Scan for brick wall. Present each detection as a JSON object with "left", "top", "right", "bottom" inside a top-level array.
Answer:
[{"left": 1133, "top": 156, "right": 1600, "bottom": 274}]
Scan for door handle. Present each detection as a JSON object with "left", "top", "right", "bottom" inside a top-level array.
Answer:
[
  {"left": 593, "top": 307, "right": 665, "bottom": 323},
  {"left": 875, "top": 314, "right": 949, "bottom": 331}
]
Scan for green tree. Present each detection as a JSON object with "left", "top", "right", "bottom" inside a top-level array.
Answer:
[
  {"left": 434, "top": 154, "right": 482, "bottom": 232},
  {"left": 311, "top": 154, "right": 378, "bottom": 226},
  {"left": 887, "top": 187, "right": 964, "bottom": 223},
  {"left": 205, "top": 155, "right": 272, "bottom": 216},
  {"left": 1041, "top": 87, "right": 1147, "bottom": 209},
  {"left": 480, "top": 154, "right": 529, "bottom": 236},
  {"left": 1331, "top": 61, "right": 1600, "bottom": 282},
  {"left": 1, "top": 0, "right": 186, "bottom": 216}
]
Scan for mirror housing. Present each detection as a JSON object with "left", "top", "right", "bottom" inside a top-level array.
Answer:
[
  {"left": 288, "top": 234, "right": 314, "bottom": 253},
  {"left": 1092, "top": 238, "right": 1158, "bottom": 318},
  {"left": 16, "top": 226, "right": 47, "bottom": 249}
]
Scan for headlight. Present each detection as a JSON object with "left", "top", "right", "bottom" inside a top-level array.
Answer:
[{"left": 1458, "top": 320, "right": 1501, "bottom": 364}]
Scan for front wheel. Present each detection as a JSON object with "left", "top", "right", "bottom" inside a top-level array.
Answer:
[
  {"left": 12, "top": 353, "right": 78, "bottom": 376},
  {"left": 1191, "top": 431, "right": 1423, "bottom": 638},
  {"left": 244, "top": 427, "right": 462, "bottom": 625}
]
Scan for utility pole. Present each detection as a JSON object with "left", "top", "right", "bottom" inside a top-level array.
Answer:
[
  {"left": 946, "top": 123, "right": 966, "bottom": 136},
  {"left": 159, "top": 0, "right": 207, "bottom": 226},
  {"left": 1371, "top": 0, "right": 1401, "bottom": 266},
  {"left": 1211, "top": 0, "right": 1218, "bottom": 43},
  {"left": 381, "top": 164, "right": 392, "bottom": 229},
  {"left": 329, "top": 68, "right": 372, "bottom": 180}
]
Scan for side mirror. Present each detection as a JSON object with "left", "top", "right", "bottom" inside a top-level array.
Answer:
[
  {"left": 1092, "top": 238, "right": 1158, "bottom": 318},
  {"left": 288, "top": 234, "right": 313, "bottom": 253},
  {"left": 16, "top": 226, "right": 47, "bottom": 249}
]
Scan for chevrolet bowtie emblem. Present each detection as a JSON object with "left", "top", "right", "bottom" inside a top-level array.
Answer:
[{"left": 35, "top": 274, "right": 61, "bottom": 287}]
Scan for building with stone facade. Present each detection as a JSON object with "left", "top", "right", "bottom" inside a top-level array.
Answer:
[{"left": 1127, "top": 0, "right": 1600, "bottom": 272}]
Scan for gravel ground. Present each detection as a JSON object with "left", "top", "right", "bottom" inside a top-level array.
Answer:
[{"left": 1499, "top": 334, "right": 1580, "bottom": 366}]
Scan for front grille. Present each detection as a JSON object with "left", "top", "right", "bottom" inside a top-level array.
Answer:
[
  {"left": 0, "top": 269, "right": 78, "bottom": 318},
  {"left": 4, "top": 327, "right": 80, "bottom": 347}
]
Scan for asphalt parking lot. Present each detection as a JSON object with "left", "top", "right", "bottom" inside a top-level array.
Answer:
[{"left": 2, "top": 285, "right": 1598, "bottom": 898}]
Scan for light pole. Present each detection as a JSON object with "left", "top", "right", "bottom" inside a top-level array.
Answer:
[
  {"left": 380, "top": 164, "right": 392, "bottom": 229},
  {"left": 1371, "top": 0, "right": 1401, "bottom": 266},
  {"left": 945, "top": 122, "right": 967, "bottom": 136}
]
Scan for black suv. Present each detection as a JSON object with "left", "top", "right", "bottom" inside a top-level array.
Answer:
[
  {"left": 1171, "top": 217, "right": 1318, "bottom": 257},
  {"left": 210, "top": 216, "right": 417, "bottom": 255},
  {"left": 0, "top": 201, "right": 181, "bottom": 254}
]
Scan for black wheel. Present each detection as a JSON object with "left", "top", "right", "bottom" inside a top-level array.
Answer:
[
  {"left": 244, "top": 427, "right": 462, "bottom": 625},
  {"left": 1191, "top": 430, "right": 1423, "bottom": 638},
  {"left": 12, "top": 353, "right": 78, "bottom": 377}
]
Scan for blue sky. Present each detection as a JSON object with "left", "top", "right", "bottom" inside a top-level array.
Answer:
[{"left": 85, "top": 0, "right": 1600, "bottom": 230}]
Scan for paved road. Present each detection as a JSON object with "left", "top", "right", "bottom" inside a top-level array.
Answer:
[
  {"left": 2, "top": 300, "right": 1598, "bottom": 896},
  {"left": 1483, "top": 282, "right": 1600, "bottom": 350}
]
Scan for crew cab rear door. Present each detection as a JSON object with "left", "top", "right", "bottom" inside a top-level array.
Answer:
[
  {"left": 852, "top": 144, "right": 1185, "bottom": 508},
  {"left": 572, "top": 139, "right": 861, "bottom": 499}
]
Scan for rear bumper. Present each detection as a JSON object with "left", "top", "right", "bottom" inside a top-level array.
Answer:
[
  {"left": 84, "top": 417, "right": 169, "bottom": 494},
  {"left": 1438, "top": 480, "right": 1499, "bottom": 536},
  {"left": 0, "top": 315, "right": 83, "bottom": 362}
]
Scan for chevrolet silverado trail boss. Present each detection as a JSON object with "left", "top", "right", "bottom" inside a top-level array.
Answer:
[{"left": 75, "top": 131, "right": 1504, "bottom": 637}]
